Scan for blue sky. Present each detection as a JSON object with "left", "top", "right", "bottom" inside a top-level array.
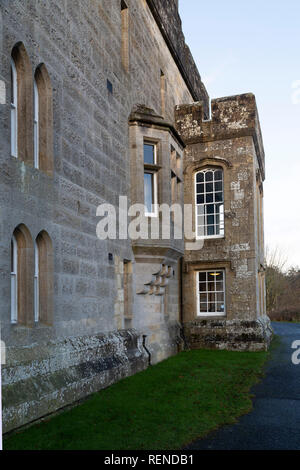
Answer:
[{"left": 179, "top": 0, "right": 300, "bottom": 269}]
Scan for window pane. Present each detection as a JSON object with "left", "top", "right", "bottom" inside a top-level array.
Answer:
[
  {"left": 197, "top": 194, "right": 204, "bottom": 204},
  {"left": 144, "top": 144, "right": 155, "bottom": 164},
  {"left": 11, "top": 66, "right": 14, "bottom": 103},
  {"left": 215, "top": 192, "right": 223, "bottom": 202},
  {"left": 215, "top": 281, "right": 223, "bottom": 292},
  {"left": 215, "top": 170, "right": 223, "bottom": 180},
  {"left": 197, "top": 183, "right": 205, "bottom": 194},
  {"left": 205, "top": 171, "right": 213, "bottom": 182},
  {"left": 206, "top": 204, "right": 214, "bottom": 214},
  {"left": 206, "top": 183, "right": 213, "bottom": 193},
  {"left": 207, "top": 215, "right": 215, "bottom": 225},
  {"left": 215, "top": 181, "right": 223, "bottom": 192},
  {"left": 196, "top": 172, "right": 204, "bottom": 183},
  {"left": 216, "top": 303, "right": 225, "bottom": 313},
  {"left": 144, "top": 173, "right": 153, "bottom": 213},
  {"left": 199, "top": 272, "right": 206, "bottom": 282},
  {"left": 11, "top": 240, "right": 14, "bottom": 272},
  {"left": 214, "top": 271, "right": 223, "bottom": 280},
  {"left": 207, "top": 225, "right": 215, "bottom": 236},
  {"left": 200, "top": 293, "right": 207, "bottom": 303},
  {"left": 206, "top": 193, "right": 213, "bottom": 203},
  {"left": 199, "top": 283, "right": 206, "bottom": 292},
  {"left": 200, "top": 303, "right": 208, "bottom": 313}
]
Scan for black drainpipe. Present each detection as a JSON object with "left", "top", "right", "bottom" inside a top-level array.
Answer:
[
  {"left": 179, "top": 256, "right": 188, "bottom": 349},
  {"left": 142, "top": 335, "right": 152, "bottom": 366}
]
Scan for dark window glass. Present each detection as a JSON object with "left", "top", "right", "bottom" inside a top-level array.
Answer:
[
  {"left": 206, "top": 183, "right": 213, "bottom": 193},
  {"left": 205, "top": 171, "right": 213, "bottom": 182},
  {"left": 206, "top": 193, "right": 213, "bottom": 203},
  {"left": 197, "top": 183, "right": 205, "bottom": 194},
  {"left": 216, "top": 292, "right": 225, "bottom": 302},
  {"left": 196, "top": 172, "right": 204, "bottom": 183},
  {"left": 207, "top": 215, "right": 215, "bottom": 225},
  {"left": 215, "top": 181, "right": 223, "bottom": 192},
  {"left": 11, "top": 240, "right": 14, "bottom": 272},
  {"left": 107, "top": 79, "right": 113, "bottom": 94},
  {"left": 11, "top": 66, "right": 14, "bottom": 103}
]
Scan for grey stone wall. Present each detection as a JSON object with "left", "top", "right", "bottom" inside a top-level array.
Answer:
[
  {"left": 147, "top": 0, "right": 209, "bottom": 116},
  {"left": 0, "top": 0, "right": 196, "bottom": 431}
]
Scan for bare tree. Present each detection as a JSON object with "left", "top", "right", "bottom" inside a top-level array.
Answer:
[{"left": 265, "top": 245, "right": 288, "bottom": 313}]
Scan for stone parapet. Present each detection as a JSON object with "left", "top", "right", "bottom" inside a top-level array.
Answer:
[{"left": 175, "top": 93, "right": 265, "bottom": 180}]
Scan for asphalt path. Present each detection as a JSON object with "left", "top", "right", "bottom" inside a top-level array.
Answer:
[{"left": 185, "top": 322, "right": 300, "bottom": 450}]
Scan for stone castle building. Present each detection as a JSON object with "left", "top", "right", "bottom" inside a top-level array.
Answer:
[{"left": 0, "top": 0, "right": 272, "bottom": 432}]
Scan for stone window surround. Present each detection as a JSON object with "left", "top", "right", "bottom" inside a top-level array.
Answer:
[
  {"left": 11, "top": 42, "right": 33, "bottom": 165},
  {"left": 143, "top": 139, "right": 160, "bottom": 217},
  {"left": 129, "top": 115, "right": 185, "bottom": 223},
  {"left": 185, "top": 158, "right": 232, "bottom": 245},
  {"left": 196, "top": 268, "right": 226, "bottom": 317},
  {"left": 10, "top": 225, "right": 53, "bottom": 328},
  {"left": 184, "top": 260, "right": 233, "bottom": 321},
  {"left": 195, "top": 167, "right": 224, "bottom": 240},
  {"left": 10, "top": 42, "right": 53, "bottom": 176}
]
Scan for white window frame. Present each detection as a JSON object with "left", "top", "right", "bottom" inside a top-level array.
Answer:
[
  {"left": 195, "top": 168, "right": 225, "bottom": 239},
  {"left": 34, "top": 240, "right": 39, "bottom": 323},
  {"left": 196, "top": 269, "right": 226, "bottom": 317},
  {"left": 34, "top": 79, "right": 39, "bottom": 169},
  {"left": 144, "top": 142, "right": 158, "bottom": 218},
  {"left": 10, "top": 235, "right": 18, "bottom": 323},
  {"left": 10, "top": 57, "right": 18, "bottom": 158}
]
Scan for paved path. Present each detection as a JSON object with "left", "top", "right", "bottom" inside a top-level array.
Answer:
[{"left": 185, "top": 322, "right": 300, "bottom": 450}]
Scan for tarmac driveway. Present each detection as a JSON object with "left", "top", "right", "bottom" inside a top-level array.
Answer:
[{"left": 185, "top": 322, "right": 300, "bottom": 450}]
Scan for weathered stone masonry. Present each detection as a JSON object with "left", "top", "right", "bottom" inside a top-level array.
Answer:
[
  {"left": 175, "top": 94, "right": 272, "bottom": 351},
  {"left": 0, "top": 0, "right": 270, "bottom": 433}
]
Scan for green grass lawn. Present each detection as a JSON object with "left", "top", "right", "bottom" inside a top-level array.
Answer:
[{"left": 4, "top": 348, "right": 268, "bottom": 450}]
